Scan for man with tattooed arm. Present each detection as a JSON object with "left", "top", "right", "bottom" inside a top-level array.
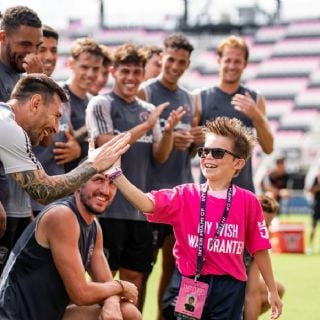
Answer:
[{"left": 0, "top": 73, "right": 131, "bottom": 272}]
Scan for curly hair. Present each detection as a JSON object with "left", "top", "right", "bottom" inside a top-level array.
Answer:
[
  {"left": 112, "top": 43, "right": 146, "bottom": 68},
  {"left": 0, "top": 6, "right": 41, "bottom": 34}
]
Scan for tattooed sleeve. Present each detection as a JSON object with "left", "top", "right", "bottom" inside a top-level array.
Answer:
[{"left": 11, "top": 161, "right": 97, "bottom": 205}]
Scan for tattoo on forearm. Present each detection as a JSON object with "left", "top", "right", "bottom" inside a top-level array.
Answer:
[{"left": 11, "top": 161, "right": 97, "bottom": 205}]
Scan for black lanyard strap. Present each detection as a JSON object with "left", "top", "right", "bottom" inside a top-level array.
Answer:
[{"left": 196, "top": 183, "right": 233, "bottom": 277}]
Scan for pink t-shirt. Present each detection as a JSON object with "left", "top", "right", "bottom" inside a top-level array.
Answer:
[{"left": 146, "top": 183, "right": 271, "bottom": 281}]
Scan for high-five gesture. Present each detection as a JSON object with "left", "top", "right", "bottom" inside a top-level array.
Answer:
[{"left": 88, "top": 132, "right": 131, "bottom": 172}]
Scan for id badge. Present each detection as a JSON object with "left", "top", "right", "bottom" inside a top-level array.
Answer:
[{"left": 174, "top": 276, "right": 209, "bottom": 320}]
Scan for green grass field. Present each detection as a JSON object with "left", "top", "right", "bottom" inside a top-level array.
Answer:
[{"left": 143, "top": 214, "right": 320, "bottom": 320}]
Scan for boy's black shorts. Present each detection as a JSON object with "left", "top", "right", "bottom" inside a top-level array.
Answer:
[
  {"left": 152, "top": 223, "right": 174, "bottom": 250},
  {"left": 163, "top": 270, "right": 246, "bottom": 320},
  {"left": 99, "top": 218, "right": 154, "bottom": 273}
]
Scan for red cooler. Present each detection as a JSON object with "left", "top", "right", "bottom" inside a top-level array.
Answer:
[{"left": 269, "top": 222, "right": 305, "bottom": 253}]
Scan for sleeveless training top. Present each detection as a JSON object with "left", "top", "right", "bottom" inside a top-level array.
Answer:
[
  {"left": 199, "top": 85, "right": 258, "bottom": 192},
  {"left": 140, "top": 78, "right": 195, "bottom": 189},
  {"left": 0, "top": 196, "right": 97, "bottom": 320}
]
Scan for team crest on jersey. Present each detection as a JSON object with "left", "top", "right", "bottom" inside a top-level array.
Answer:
[
  {"left": 59, "top": 123, "right": 69, "bottom": 132},
  {"left": 258, "top": 220, "right": 269, "bottom": 239},
  {"left": 139, "top": 111, "right": 150, "bottom": 122}
]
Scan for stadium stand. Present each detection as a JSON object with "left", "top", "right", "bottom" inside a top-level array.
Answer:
[{"left": 53, "top": 17, "right": 320, "bottom": 190}]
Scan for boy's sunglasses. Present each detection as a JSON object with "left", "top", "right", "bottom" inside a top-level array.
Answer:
[{"left": 197, "top": 147, "right": 240, "bottom": 159}]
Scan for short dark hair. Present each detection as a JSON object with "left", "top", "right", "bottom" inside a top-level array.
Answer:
[
  {"left": 258, "top": 194, "right": 280, "bottom": 214},
  {"left": 10, "top": 73, "right": 68, "bottom": 104},
  {"left": 0, "top": 6, "right": 41, "bottom": 34},
  {"left": 112, "top": 43, "right": 146, "bottom": 68},
  {"left": 276, "top": 157, "right": 285, "bottom": 165},
  {"left": 42, "top": 24, "right": 59, "bottom": 41},
  {"left": 164, "top": 33, "right": 194, "bottom": 55}
]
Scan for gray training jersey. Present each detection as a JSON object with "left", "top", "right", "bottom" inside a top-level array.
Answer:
[
  {"left": 86, "top": 91, "right": 162, "bottom": 221},
  {"left": 0, "top": 103, "right": 41, "bottom": 173},
  {"left": 140, "top": 78, "right": 195, "bottom": 189},
  {"left": 198, "top": 85, "right": 258, "bottom": 192},
  {"left": 0, "top": 103, "right": 41, "bottom": 217},
  {"left": 0, "top": 60, "right": 21, "bottom": 103},
  {"left": 63, "top": 83, "right": 90, "bottom": 172}
]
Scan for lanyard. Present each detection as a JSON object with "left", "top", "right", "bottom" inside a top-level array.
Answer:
[{"left": 196, "top": 183, "right": 233, "bottom": 278}]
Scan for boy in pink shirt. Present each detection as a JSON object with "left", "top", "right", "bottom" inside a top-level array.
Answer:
[{"left": 110, "top": 116, "right": 282, "bottom": 320}]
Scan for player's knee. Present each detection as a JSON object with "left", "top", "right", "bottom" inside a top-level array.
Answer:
[
  {"left": 260, "top": 302, "right": 271, "bottom": 315},
  {"left": 121, "top": 302, "right": 142, "bottom": 320}
]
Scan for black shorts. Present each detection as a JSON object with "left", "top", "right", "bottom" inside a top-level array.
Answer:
[
  {"left": 200, "top": 274, "right": 246, "bottom": 319},
  {"left": 312, "top": 205, "right": 320, "bottom": 226},
  {"left": 152, "top": 223, "right": 174, "bottom": 250},
  {"left": 99, "top": 218, "right": 154, "bottom": 273}
]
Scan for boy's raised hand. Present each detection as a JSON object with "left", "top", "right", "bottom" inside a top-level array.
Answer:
[{"left": 87, "top": 133, "right": 130, "bottom": 172}]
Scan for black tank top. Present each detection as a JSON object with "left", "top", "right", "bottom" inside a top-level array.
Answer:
[
  {"left": 199, "top": 85, "right": 258, "bottom": 192},
  {"left": 0, "top": 195, "right": 97, "bottom": 320},
  {"left": 141, "top": 79, "right": 195, "bottom": 189}
]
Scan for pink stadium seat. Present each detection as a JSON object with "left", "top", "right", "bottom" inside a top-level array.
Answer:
[
  {"left": 249, "top": 44, "right": 274, "bottom": 62},
  {"left": 181, "top": 71, "right": 218, "bottom": 90},
  {"left": 246, "top": 78, "right": 308, "bottom": 99},
  {"left": 273, "top": 38, "right": 320, "bottom": 57},
  {"left": 287, "top": 20, "right": 320, "bottom": 37},
  {"left": 295, "top": 88, "right": 320, "bottom": 109},
  {"left": 266, "top": 100, "right": 294, "bottom": 119},
  {"left": 255, "top": 25, "right": 288, "bottom": 43},
  {"left": 257, "top": 57, "right": 320, "bottom": 77}
]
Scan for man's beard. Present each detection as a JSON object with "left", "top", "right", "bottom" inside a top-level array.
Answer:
[
  {"left": 79, "top": 192, "right": 106, "bottom": 216},
  {"left": 6, "top": 44, "right": 25, "bottom": 73}
]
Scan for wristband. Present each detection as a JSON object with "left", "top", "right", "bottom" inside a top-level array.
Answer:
[
  {"left": 115, "top": 279, "right": 125, "bottom": 292},
  {"left": 108, "top": 167, "right": 122, "bottom": 181}
]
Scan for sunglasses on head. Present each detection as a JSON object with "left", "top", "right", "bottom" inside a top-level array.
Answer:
[{"left": 197, "top": 147, "right": 240, "bottom": 159}]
